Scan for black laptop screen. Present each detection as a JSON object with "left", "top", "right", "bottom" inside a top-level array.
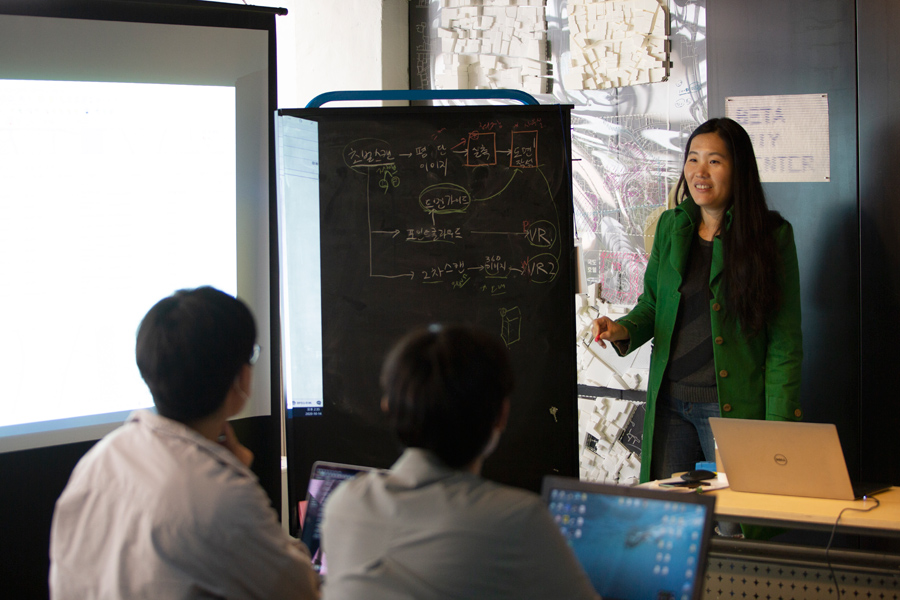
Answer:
[{"left": 300, "top": 462, "right": 373, "bottom": 574}]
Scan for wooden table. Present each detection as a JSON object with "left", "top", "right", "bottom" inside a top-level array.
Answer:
[{"left": 707, "top": 486, "right": 900, "bottom": 536}]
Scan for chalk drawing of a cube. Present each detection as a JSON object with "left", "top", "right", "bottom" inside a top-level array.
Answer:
[{"left": 500, "top": 306, "right": 521, "bottom": 347}]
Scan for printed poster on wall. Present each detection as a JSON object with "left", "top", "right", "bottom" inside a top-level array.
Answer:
[{"left": 725, "top": 93, "right": 830, "bottom": 183}]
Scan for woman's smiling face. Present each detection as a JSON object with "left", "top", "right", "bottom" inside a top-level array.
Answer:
[{"left": 683, "top": 132, "right": 734, "bottom": 214}]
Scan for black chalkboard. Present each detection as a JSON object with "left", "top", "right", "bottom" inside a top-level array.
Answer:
[{"left": 279, "top": 104, "right": 577, "bottom": 534}]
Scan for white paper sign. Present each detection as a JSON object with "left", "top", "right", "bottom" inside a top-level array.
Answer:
[{"left": 726, "top": 93, "right": 830, "bottom": 183}]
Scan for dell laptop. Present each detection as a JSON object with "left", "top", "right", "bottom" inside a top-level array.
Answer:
[{"left": 709, "top": 417, "right": 890, "bottom": 500}]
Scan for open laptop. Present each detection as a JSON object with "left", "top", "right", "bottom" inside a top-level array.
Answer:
[
  {"left": 541, "top": 476, "right": 715, "bottom": 600},
  {"left": 299, "top": 461, "right": 382, "bottom": 576},
  {"left": 709, "top": 417, "right": 891, "bottom": 500}
]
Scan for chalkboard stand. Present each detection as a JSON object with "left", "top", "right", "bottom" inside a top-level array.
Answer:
[
  {"left": 279, "top": 94, "right": 578, "bottom": 537},
  {"left": 305, "top": 89, "right": 540, "bottom": 108}
]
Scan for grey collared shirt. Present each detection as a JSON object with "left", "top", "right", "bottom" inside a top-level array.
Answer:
[
  {"left": 49, "top": 410, "right": 319, "bottom": 600},
  {"left": 321, "top": 448, "right": 600, "bottom": 600}
]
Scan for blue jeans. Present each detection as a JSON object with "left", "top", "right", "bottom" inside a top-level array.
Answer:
[
  {"left": 650, "top": 392, "right": 743, "bottom": 536},
  {"left": 649, "top": 390, "right": 719, "bottom": 481}
]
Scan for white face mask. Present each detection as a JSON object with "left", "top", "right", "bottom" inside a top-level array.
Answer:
[
  {"left": 232, "top": 382, "right": 250, "bottom": 404},
  {"left": 481, "top": 426, "right": 502, "bottom": 459}
]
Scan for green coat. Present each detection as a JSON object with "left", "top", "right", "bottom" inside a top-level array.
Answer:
[{"left": 616, "top": 198, "right": 803, "bottom": 483}]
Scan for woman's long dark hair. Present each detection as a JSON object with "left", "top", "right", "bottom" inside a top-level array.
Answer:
[{"left": 674, "top": 117, "right": 784, "bottom": 335}]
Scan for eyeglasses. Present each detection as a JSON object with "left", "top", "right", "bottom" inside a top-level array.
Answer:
[{"left": 249, "top": 343, "right": 261, "bottom": 366}]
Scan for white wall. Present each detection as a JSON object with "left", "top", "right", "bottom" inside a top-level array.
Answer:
[
  {"left": 275, "top": 0, "right": 409, "bottom": 108},
  {"left": 214, "top": 0, "right": 409, "bottom": 107}
]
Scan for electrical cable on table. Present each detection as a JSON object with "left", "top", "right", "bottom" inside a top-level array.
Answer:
[{"left": 825, "top": 496, "right": 881, "bottom": 600}]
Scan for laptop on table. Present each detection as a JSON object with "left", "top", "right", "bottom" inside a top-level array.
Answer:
[
  {"left": 709, "top": 417, "right": 891, "bottom": 501},
  {"left": 542, "top": 476, "right": 716, "bottom": 600},
  {"left": 299, "top": 461, "right": 382, "bottom": 576}
]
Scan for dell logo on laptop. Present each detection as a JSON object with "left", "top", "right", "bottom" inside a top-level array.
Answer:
[{"left": 774, "top": 454, "right": 788, "bottom": 466}]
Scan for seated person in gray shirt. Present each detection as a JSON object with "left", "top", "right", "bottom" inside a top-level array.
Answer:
[
  {"left": 320, "top": 324, "right": 599, "bottom": 600},
  {"left": 50, "top": 287, "right": 320, "bottom": 600}
]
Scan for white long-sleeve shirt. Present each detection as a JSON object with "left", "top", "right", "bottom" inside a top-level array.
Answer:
[{"left": 49, "top": 410, "right": 319, "bottom": 600}]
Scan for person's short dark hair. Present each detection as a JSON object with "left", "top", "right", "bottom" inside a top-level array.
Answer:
[
  {"left": 136, "top": 286, "right": 257, "bottom": 423},
  {"left": 380, "top": 324, "right": 514, "bottom": 469}
]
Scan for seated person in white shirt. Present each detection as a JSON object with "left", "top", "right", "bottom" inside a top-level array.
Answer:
[
  {"left": 49, "top": 286, "right": 320, "bottom": 600},
  {"left": 320, "top": 324, "right": 600, "bottom": 600}
]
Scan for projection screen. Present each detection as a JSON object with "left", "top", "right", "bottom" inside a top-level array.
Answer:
[{"left": 0, "top": 2, "right": 278, "bottom": 452}]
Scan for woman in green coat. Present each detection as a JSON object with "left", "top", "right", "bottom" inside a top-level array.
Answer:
[{"left": 591, "top": 117, "right": 802, "bottom": 484}]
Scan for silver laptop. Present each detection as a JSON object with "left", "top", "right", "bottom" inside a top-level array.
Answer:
[
  {"left": 709, "top": 417, "right": 890, "bottom": 500},
  {"left": 541, "top": 476, "right": 715, "bottom": 600}
]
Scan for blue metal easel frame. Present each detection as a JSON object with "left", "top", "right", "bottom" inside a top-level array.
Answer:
[{"left": 305, "top": 89, "right": 539, "bottom": 108}]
